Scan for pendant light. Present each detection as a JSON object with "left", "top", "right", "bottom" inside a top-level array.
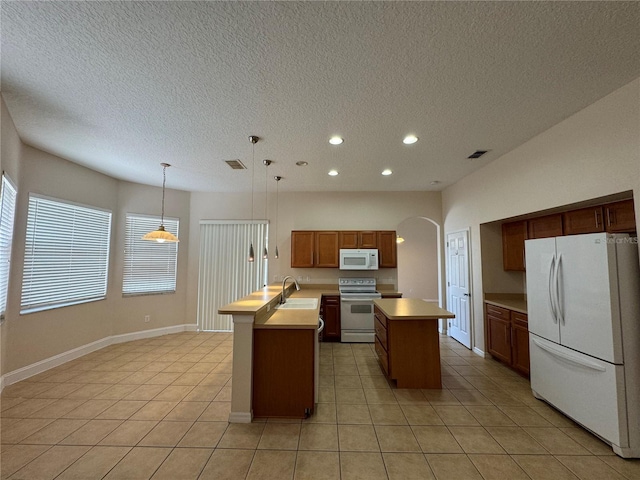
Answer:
[
  {"left": 248, "top": 136, "right": 259, "bottom": 262},
  {"left": 142, "top": 163, "right": 179, "bottom": 243},
  {"left": 274, "top": 176, "right": 282, "bottom": 258},
  {"left": 262, "top": 159, "right": 272, "bottom": 259}
]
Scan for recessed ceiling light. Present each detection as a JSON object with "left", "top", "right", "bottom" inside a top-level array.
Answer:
[
  {"left": 403, "top": 135, "right": 418, "bottom": 145},
  {"left": 328, "top": 169, "right": 339, "bottom": 176},
  {"left": 381, "top": 169, "right": 393, "bottom": 176},
  {"left": 329, "top": 136, "right": 344, "bottom": 145},
  {"left": 296, "top": 161, "right": 309, "bottom": 166}
]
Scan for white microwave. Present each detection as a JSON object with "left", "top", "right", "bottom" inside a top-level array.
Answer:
[{"left": 339, "top": 249, "right": 379, "bottom": 270}]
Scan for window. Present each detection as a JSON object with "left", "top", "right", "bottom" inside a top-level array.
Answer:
[
  {"left": 21, "top": 195, "right": 112, "bottom": 313},
  {"left": 123, "top": 214, "right": 179, "bottom": 295},
  {"left": 0, "top": 173, "right": 17, "bottom": 320}
]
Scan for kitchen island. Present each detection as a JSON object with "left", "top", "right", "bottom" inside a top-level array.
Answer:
[
  {"left": 218, "top": 285, "right": 330, "bottom": 422},
  {"left": 374, "top": 298, "right": 455, "bottom": 389}
]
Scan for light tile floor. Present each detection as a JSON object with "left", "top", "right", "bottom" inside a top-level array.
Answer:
[{"left": 1, "top": 332, "right": 639, "bottom": 479}]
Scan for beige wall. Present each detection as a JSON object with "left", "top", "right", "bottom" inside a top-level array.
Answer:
[
  {"left": 442, "top": 78, "right": 640, "bottom": 353},
  {"left": 0, "top": 96, "right": 22, "bottom": 379},
  {"left": 187, "top": 191, "right": 443, "bottom": 324}
]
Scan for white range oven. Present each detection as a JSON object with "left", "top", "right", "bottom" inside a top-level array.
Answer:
[{"left": 339, "top": 277, "right": 381, "bottom": 343}]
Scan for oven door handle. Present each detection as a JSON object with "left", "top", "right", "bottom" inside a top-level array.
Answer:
[{"left": 340, "top": 298, "right": 376, "bottom": 302}]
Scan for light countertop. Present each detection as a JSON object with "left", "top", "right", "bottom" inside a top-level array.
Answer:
[
  {"left": 484, "top": 293, "right": 528, "bottom": 314},
  {"left": 219, "top": 285, "right": 337, "bottom": 330},
  {"left": 374, "top": 298, "right": 455, "bottom": 320}
]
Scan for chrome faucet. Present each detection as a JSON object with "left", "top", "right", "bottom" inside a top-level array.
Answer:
[{"left": 281, "top": 275, "right": 300, "bottom": 304}]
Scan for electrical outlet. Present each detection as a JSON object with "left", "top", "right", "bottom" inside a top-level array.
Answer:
[{"left": 144, "top": 315, "right": 150, "bottom": 323}]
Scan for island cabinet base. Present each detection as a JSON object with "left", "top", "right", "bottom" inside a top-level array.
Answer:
[
  {"left": 252, "top": 328, "right": 315, "bottom": 419},
  {"left": 374, "top": 305, "right": 442, "bottom": 389}
]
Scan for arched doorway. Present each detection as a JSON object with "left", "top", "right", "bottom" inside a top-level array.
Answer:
[{"left": 396, "top": 217, "right": 444, "bottom": 319}]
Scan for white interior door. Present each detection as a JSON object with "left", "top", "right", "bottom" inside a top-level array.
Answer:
[{"left": 446, "top": 230, "right": 471, "bottom": 348}]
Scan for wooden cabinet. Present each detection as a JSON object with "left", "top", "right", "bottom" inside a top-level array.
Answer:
[
  {"left": 528, "top": 214, "right": 563, "bottom": 239},
  {"left": 320, "top": 295, "right": 341, "bottom": 341},
  {"left": 502, "top": 221, "right": 527, "bottom": 271},
  {"left": 485, "top": 303, "right": 529, "bottom": 377},
  {"left": 563, "top": 206, "right": 605, "bottom": 235},
  {"left": 377, "top": 231, "right": 398, "bottom": 268},
  {"left": 252, "top": 328, "right": 315, "bottom": 418},
  {"left": 604, "top": 199, "right": 636, "bottom": 233},
  {"left": 315, "top": 231, "right": 339, "bottom": 267},
  {"left": 501, "top": 198, "right": 635, "bottom": 271},
  {"left": 374, "top": 305, "right": 442, "bottom": 388},
  {"left": 292, "top": 230, "right": 397, "bottom": 268},
  {"left": 339, "top": 231, "right": 377, "bottom": 249},
  {"left": 486, "top": 305, "right": 512, "bottom": 365},
  {"left": 511, "top": 311, "right": 530, "bottom": 377},
  {"left": 291, "top": 231, "right": 339, "bottom": 268},
  {"left": 291, "top": 231, "right": 315, "bottom": 268}
]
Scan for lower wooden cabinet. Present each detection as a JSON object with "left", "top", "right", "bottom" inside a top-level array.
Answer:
[
  {"left": 252, "top": 328, "right": 315, "bottom": 418},
  {"left": 486, "top": 303, "right": 530, "bottom": 377},
  {"left": 320, "top": 295, "right": 341, "bottom": 341}
]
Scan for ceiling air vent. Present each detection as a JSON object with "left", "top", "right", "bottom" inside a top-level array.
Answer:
[
  {"left": 225, "top": 159, "right": 247, "bottom": 170},
  {"left": 468, "top": 150, "right": 488, "bottom": 159}
]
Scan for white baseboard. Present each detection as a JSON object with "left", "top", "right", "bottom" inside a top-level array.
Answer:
[
  {"left": 1, "top": 323, "right": 199, "bottom": 391},
  {"left": 473, "top": 346, "right": 486, "bottom": 357},
  {"left": 228, "top": 411, "right": 253, "bottom": 423}
]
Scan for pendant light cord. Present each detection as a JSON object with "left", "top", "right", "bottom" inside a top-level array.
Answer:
[{"left": 161, "top": 164, "right": 167, "bottom": 226}]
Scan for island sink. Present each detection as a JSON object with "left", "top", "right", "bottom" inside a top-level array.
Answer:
[{"left": 276, "top": 298, "right": 318, "bottom": 310}]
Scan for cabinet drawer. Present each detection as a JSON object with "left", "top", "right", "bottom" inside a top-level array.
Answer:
[
  {"left": 374, "top": 337, "right": 389, "bottom": 375},
  {"left": 512, "top": 311, "right": 528, "bottom": 325},
  {"left": 375, "top": 318, "right": 387, "bottom": 350},
  {"left": 485, "top": 304, "right": 510, "bottom": 318},
  {"left": 374, "top": 307, "right": 387, "bottom": 327}
]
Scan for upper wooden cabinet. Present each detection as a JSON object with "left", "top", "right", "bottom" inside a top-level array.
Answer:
[
  {"left": 291, "top": 230, "right": 397, "bottom": 268},
  {"left": 377, "top": 231, "right": 398, "bottom": 268},
  {"left": 563, "top": 206, "right": 605, "bottom": 235},
  {"left": 604, "top": 200, "right": 636, "bottom": 233},
  {"left": 291, "top": 230, "right": 339, "bottom": 268},
  {"left": 291, "top": 231, "right": 315, "bottom": 268},
  {"left": 339, "top": 231, "right": 377, "bottom": 249},
  {"left": 528, "top": 214, "right": 563, "bottom": 239},
  {"left": 315, "top": 231, "right": 340, "bottom": 267},
  {"left": 502, "top": 221, "right": 527, "bottom": 271},
  {"left": 502, "top": 198, "right": 636, "bottom": 271}
]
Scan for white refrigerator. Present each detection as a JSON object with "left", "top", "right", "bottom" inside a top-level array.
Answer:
[{"left": 525, "top": 232, "right": 640, "bottom": 458}]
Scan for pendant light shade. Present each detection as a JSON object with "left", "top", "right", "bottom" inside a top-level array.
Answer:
[{"left": 142, "top": 163, "right": 179, "bottom": 243}]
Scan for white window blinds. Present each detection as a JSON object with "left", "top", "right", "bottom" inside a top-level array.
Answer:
[
  {"left": 0, "top": 173, "right": 17, "bottom": 319},
  {"left": 197, "top": 221, "right": 268, "bottom": 331},
  {"left": 123, "top": 214, "right": 179, "bottom": 295},
  {"left": 20, "top": 195, "right": 112, "bottom": 313}
]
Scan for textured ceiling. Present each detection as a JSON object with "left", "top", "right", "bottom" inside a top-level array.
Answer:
[{"left": 1, "top": 1, "right": 639, "bottom": 193}]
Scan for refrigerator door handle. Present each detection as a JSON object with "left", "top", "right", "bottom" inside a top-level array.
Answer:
[
  {"left": 548, "top": 255, "right": 558, "bottom": 323},
  {"left": 555, "top": 253, "right": 564, "bottom": 325},
  {"left": 532, "top": 337, "right": 606, "bottom": 372}
]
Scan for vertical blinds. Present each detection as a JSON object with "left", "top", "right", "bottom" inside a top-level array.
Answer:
[
  {"left": 198, "top": 221, "right": 268, "bottom": 331},
  {"left": 123, "top": 214, "right": 179, "bottom": 295},
  {"left": 20, "top": 195, "right": 112, "bottom": 313},
  {"left": 0, "top": 174, "right": 17, "bottom": 318}
]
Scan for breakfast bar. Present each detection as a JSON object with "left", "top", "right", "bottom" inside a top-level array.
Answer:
[{"left": 373, "top": 298, "right": 455, "bottom": 389}]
